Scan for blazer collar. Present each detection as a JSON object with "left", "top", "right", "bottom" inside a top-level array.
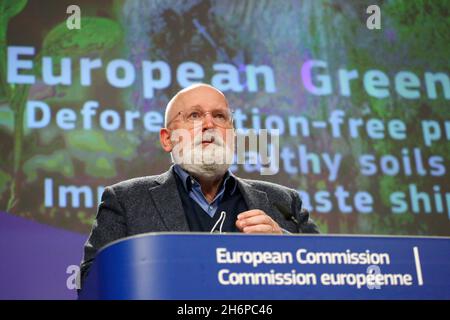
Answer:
[{"left": 148, "top": 165, "right": 190, "bottom": 232}]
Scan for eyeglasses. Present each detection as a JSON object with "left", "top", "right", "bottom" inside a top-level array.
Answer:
[{"left": 166, "top": 108, "right": 234, "bottom": 128}]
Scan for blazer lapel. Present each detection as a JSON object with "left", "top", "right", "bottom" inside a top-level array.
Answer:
[
  {"left": 236, "top": 177, "right": 292, "bottom": 231},
  {"left": 236, "top": 178, "right": 273, "bottom": 216},
  {"left": 148, "top": 167, "right": 190, "bottom": 232}
]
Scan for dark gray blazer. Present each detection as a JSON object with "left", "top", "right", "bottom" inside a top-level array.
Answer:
[{"left": 80, "top": 166, "right": 319, "bottom": 285}]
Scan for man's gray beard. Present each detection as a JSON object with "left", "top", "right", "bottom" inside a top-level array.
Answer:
[
  {"left": 181, "top": 162, "right": 230, "bottom": 180},
  {"left": 171, "top": 136, "right": 234, "bottom": 180}
]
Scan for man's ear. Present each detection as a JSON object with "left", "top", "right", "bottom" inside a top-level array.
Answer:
[{"left": 160, "top": 128, "right": 173, "bottom": 152}]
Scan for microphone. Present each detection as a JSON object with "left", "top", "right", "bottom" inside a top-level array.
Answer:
[{"left": 210, "top": 211, "right": 226, "bottom": 234}]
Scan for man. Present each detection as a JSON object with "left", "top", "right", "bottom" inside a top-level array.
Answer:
[{"left": 80, "top": 83, "right": 319, "bottom": 286}]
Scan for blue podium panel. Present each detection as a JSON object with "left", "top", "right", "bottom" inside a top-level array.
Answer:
[{"left": 80, "top": 233, "right": 450, "bottom": 300}]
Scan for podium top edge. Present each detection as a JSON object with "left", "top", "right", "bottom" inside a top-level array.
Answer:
[{"left": 98, "top": 232, "right": 450, "bottom": 254}]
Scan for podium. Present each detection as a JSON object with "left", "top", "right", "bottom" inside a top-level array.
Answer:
[{"left": 79, "top": 233, "right": 450, "bottom": 300}]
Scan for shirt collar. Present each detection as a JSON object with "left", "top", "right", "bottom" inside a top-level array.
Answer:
[{"left": 173, "top": 164, "right": 237, "bottom": 195}]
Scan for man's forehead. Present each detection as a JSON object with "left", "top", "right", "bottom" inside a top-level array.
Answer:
[
  {"left": 177, "top": 86, "right": 228, "bottom": 109},
  {"left": 165, "top": 84, "right": 229, "bottom": 126}
]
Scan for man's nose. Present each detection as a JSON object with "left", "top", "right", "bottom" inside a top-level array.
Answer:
[{"left": 202, "top": 113, "right": 215, "bottom": 130}]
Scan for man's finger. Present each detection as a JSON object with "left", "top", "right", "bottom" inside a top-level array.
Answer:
[
  {"left": 237, "top": 209, "right": 265, "bottom": 220},
  {"left": 237, "top": 215, "right": 273, "bottom": 228},
  {"left": 242, "top": 224, "right": 274, "bottom": 234}
]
